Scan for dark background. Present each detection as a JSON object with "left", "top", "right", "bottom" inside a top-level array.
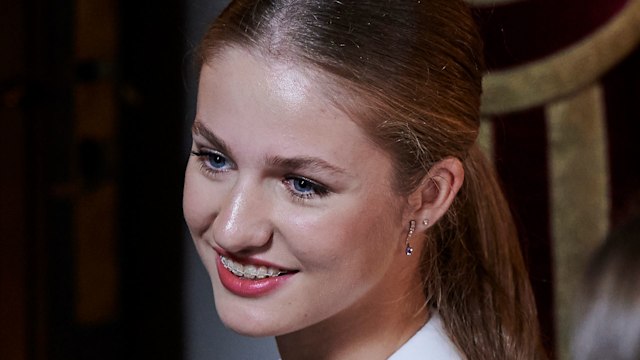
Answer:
[{"left": 2, "top": 0, "right": 187, "bottom": 358}]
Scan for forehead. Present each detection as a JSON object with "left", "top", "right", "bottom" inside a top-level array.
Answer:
[
  {"left": 201, "top": 47, "right": 335, "bottom": 116},
  {"left": 194, "top": 46, "right": 404, "bottom": 197},
  {"left": 195, "top": 46, "right": 396, "bottom": 184},
  {"left": 198, "top": 48, "right": 369, "bottom": 147}
]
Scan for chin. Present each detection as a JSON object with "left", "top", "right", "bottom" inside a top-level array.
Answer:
[
  {"left": 217, "top": 309, "right": 287, "bottom": 337},
  {"left": 213, "top": 293, "right": 289, "bottom": 337},
  {"left": 226, "top": 322, "right": 278, "bottom": 337}
]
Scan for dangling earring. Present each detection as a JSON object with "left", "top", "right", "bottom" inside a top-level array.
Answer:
[{"left": 405, "top": 220, "right": 416, "bottom": 256}]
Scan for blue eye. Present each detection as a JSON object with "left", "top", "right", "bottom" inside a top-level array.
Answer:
[
  {"left": 293, "top": 178, "right": 314, "bottom": 193},
  {"left": 191, "top": 150, "right": 233, "bottom": 173},
  {"left": 206, "top": 153, "right": 228, "bottom": 169},
  {"left": 284, "top": 176, "right": 329, "bottom": 199}
]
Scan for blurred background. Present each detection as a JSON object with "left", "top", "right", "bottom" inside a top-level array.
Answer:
[{"left": 1, "top": 0, "right": 639, "bottom": 359}]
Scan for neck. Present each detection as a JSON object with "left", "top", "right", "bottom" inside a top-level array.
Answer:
[{"left": 276, "top": 284, "right": 429, "bottom": 360}]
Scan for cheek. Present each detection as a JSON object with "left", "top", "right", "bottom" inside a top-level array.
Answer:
[
  {"left": 289, "top": 196, "right": 401, "bottom": 273},
  {"left": 183, "top": 165, "right": 216, "bottom": 235}
]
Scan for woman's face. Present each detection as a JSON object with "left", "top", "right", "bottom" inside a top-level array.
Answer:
[{"left": 183, "top": 47, "right": 422, "bottom": 337}]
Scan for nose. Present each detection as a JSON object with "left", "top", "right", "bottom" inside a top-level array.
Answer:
[{"left": 212, "top": 177, "right": 274, "bottom": 254}]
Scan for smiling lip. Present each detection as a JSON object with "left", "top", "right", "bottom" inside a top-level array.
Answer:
[{"left": 215, "top": 253, "right": 296, "bottom": 298}]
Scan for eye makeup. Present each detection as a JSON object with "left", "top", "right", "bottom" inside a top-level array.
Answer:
[
  {"left": 282, "top": 175, "right": 330, "bottom": 201},
  {"left": 191, "top": 149, "right": 235, "bottom": 177}
]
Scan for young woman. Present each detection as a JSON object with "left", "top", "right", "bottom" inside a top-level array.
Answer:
[{"left": 183, "top": 0, "right": 546, "bottom": 358}]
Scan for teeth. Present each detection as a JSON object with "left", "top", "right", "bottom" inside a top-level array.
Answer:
[
  {"left": 256, "top": 266, "right": 268, "bottom": 279},
  {"left": 220, "top": 256, "right": 286, "bottom": 279},
  {"left": 244, "top": 265, "right": 257, "bottom": 279}
]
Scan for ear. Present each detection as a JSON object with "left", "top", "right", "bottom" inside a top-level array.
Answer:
[{"left": 406, "top": 157, "right": 464, "bottom": 230}]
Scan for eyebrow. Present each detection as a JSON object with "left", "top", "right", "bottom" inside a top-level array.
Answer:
[
  {"left": 192, "top": 120, "right": 349, "bottom": 177},
  {"left": 192, "top": 120, "right": 232, "bottom": 157},
  {"left": 266, "top": 156, "right": 349, "bottom": 177}
]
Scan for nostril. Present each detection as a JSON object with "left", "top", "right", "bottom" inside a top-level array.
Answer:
[{"left": 212, "top": 215, "right": 275, "bottom": 254}]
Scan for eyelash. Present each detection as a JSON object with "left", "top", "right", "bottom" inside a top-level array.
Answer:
[
  {"left": 282, "top": 176, "right": 330, "bottom": 201},
  {"left": 191, "top": 150, "right": 234, "bottom": 176},
  {"left": 191, "top": 149, "right": 331, "bottom": 201}
]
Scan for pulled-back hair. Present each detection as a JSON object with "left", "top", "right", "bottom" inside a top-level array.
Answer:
[{"left": 198, "top": 1, "right": 545, "bottom": 358}]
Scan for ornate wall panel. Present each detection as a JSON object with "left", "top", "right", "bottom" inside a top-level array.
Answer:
[{"left": 470, "top": 0, "right": 640, "bottom": 357}]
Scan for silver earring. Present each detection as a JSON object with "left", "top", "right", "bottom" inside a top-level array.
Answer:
[
  {"left": 423, "top": 219, "right": 429, "bottom": 226},
  {"left": 405, "top": 220, "right": 416, "bottom": 256}
]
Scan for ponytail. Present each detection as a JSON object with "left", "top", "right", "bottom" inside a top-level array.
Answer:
[{"left": 423, "top": 145, "right": 546, "bottom": 359}]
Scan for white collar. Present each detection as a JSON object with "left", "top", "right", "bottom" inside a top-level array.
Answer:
[{"left": 387, "top": 313, "right": 464, "bottom": 360}]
